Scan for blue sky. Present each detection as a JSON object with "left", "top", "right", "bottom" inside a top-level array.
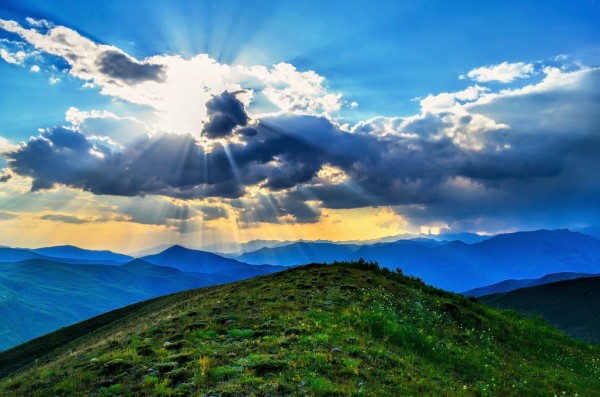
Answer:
[
  {"left": 2, "top": 0, "right": 599, "bottom": 130},
  {"left": 0, "top": 1, "right": 599, "bottom": 252}
]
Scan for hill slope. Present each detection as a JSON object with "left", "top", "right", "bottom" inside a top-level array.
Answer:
[
  {"left": 0, "top": 259, "right": 211, "bottom": 351},
  {"left": 1, "top": 262, "right": 599, "bottom": 396},
  {"left": 463, "top": 272, "right": 597, "bottom": 297},
  {"left": 480, "top": 276, "right": 600, "bottom": 343}
]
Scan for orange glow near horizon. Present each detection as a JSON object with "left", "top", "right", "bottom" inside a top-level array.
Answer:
[{"left": 0, "top": 202, "right": 414, "bottom": 254}]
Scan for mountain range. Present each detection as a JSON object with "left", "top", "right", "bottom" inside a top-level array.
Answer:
[
  {"left": 31, "top": 245, "right": 134, "bottom": 264},
  {"left": 1, "top": 228, "right": 600, "bottom": 351},
  {"left": 233, "top": 229, "right": 600, "bottom": 291}
]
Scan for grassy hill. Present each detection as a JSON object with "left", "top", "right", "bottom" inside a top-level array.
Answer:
[
  {"left": 480, "top": 276, "right": 600, "bottom": 344},
  {"left": 1, "top": 261, "right": 599, "bottom": 396}
]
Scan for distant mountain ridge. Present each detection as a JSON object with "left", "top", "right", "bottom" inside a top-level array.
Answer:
[
  {"left": 234, "top": 229, "right": 600, "bottom": 291},
  {"left": 0, "top": 247, "right": 54, "bottom": 263},
  {"left": 235, "top": 242, "right": 362, "bottom": 267},
  {"left": 141, "top": 245, "right": 284, "bottom": 275},
  {"left": 32, "top": 245, "right": 133, "bottom": 264},
  {"left": 0, "top": 246, "right": 130, "bottom": 266}
]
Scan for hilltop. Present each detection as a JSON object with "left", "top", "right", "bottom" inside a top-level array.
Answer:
[{"left": 1, "top": 261, "right": 599, "bottom": 396}]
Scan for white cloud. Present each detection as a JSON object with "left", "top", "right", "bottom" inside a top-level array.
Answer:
[
  {"left": 468, "top": 65, "right": 596, "bottom": 108},
  {"left": 25, "top": 17, "right": 53, "bottom": 29},
  {"left": 65, "top": 107, "right": 151, "bottom": 145},
  {"left": 420, "top": 85, "right": 488, "bottom": 113},
  {"left": 463, "top": 61, "right": 535, "bottom": 83},
  {"left": 0, "top": 48, "right": 26, "bottom": 65},
  {"left": 0, "top": 19, "right": 344, "bottom": 135},
  {"left": 355, "top": 64, "right": 596, "bottom": 152},
  {"left": 0, "top": 137, "right": 17, "bottom": 154},
  {"left": 30, "top": 64, "right": 40, "bottom": 72}
]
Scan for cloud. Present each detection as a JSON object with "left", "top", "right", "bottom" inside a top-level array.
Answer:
[
  {"left": 25, "top": 18, "right": 53, "bottom": 29},
  {"left": 463, "top": 61, "right": 535, "bottom": 83},
  {"left": 199, "top": 204, "right": 229, "bottom": 221},
  {"left": 0, "top": 48, "right": 26, "bottom": 64},
  {"left": 6, "top": 60, "right": 599, "bottom": 230},
  {"left": 96, "top": 50, "right": 166, "bottom": 85},
  {"left": 112, "top": 197, "right": 198, "bottom": 225},
  {"left": 1, "top": 17, "right": 598, "bottom": 230},
  {"left": 202, "top": 92, "right": 250, "bottom": 139},
  {"left": 0, "top": 137, "right": 18, "bottom": 154},
  {"left": 0, "top": 169, "right": 12, "bottom": 182},
  {"left": 65, "top": 107, "right": 151, "bottom": 145},
  {"left": 0, "top": 211, "right": 17, "bottom": 220},
  {"left": 0, "top": 19, "right": 166, "bottom": 86},
  {"left": 39, "top": 213, "right": 91, "bottom": 224},
  {"left": 0, "top": 19, "right": 345, "bottom": 135},
  {"left": 234, "top": 190, "right": 321, "bottom": 224}
]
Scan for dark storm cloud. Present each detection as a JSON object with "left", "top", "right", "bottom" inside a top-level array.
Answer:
[
  {"left": 202, "top": 92, "right": 249, "bottom": 139},
  {"left": 96, "top": 50, "right": 166, "bottom": 84},
  {"left": 5, "top": 111, "right": 592, "bottom": 208},
  {"left": 0, "top": 173, "right": 11, "bottom": 182},
  {"left": 8, "top": 127, "right": 106, "bottom": 191},
  {"left": 6, "top": 70, "right": 600, "bottom": 226}
]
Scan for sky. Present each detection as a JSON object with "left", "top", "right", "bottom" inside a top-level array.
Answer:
[{"left": 0, "top": 0, "right": 599, "bottom": 253}]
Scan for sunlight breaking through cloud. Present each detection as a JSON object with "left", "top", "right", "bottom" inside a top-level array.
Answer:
[{"left": 1, "top": 15, "right": 599, "bottom": 248}]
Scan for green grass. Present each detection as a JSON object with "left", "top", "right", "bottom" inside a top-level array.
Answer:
[{"left": 1, "top": 260, "right": 600, "bottom": 396}]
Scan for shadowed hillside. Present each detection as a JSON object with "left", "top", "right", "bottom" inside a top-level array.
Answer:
[
  {"left": 480, "top": 276, "right": 600, "bottom": 343},
  {"left": 463, "top": 272, "right": 597, "bottom": 297},
  {"left": 1, "top": 261, "right": 599, "bottom": 396}
]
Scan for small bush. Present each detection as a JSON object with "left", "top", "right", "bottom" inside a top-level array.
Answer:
[
  {"left": 155, "top": 362, "right": 178, "bottom": 374},
  {"left": 209, "top": 366, "right": 240, "bottom": 381},
  {"left": 227, "top": 329, "right": 255, "bottom": 339},
  {"left": 305, "top": 375, "right": 341, "bottom": 396},
  {"left": 102, "top": 359, "right": 131, "bottom": 375},
  {"left": 166, "top": 367, "right": 189, "bottom": 383},
  {"left": 245, "top": 354, "right": 288, "bottom": 375},
  {"left": 98, "top": 383, "right": 122, "bottom": 397},
  {"left": 284, "top": 327, "right": 301, "bottom": 336}
]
